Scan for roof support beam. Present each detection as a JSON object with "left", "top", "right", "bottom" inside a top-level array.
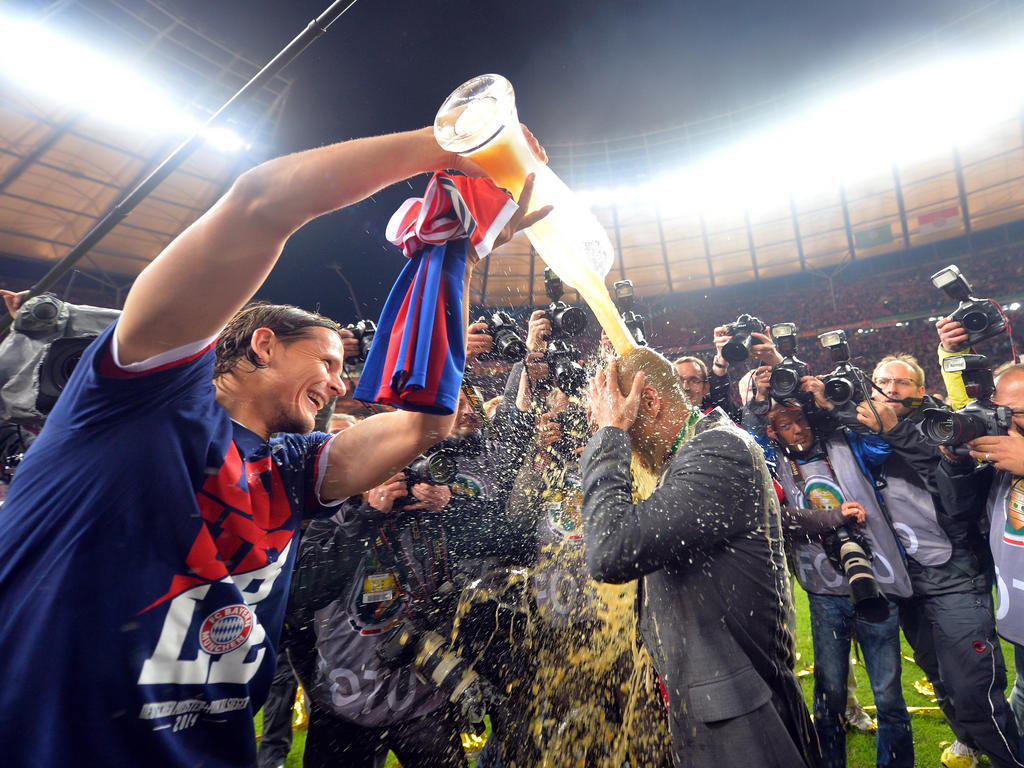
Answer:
[
  {"left": 743, "top": 208, "right": 759, "bottom": 281},
  {"left": 838, "top": 182, "right": 857, "bottom": 261},
  {"left": 892, "top": 163, "right": 911, "bottom": 249},
  {"left": 788, "top": 194, "right": 807, "bottom": 272}
]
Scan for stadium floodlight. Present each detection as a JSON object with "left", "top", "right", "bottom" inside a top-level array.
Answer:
[
  {"left": 0, "top": 11, "right": 248, "bottom": 153},
  {"left": 581, "top": 43, "right": 1024, "bottom": 218}
]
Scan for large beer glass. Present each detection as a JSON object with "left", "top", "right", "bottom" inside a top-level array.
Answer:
[{"left": 435, "top": 74, "right": 637, "bottom": 355}]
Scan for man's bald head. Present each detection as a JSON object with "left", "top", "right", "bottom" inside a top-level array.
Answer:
[{"left": 615, "top": 346, "right": 689, "bottom": 407}]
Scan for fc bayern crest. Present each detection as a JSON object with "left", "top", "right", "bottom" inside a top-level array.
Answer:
[{"left": 199, "top": 604, "right": 254, "bottom": 655}]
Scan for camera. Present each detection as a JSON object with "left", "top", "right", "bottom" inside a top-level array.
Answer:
[
  {"left": 612, "top": 280, "right": 647, "bottom": 347},
  {"left": 393, "top": 444, "right": 459, "bottom": 509},
  {"left": 920, "top": 355, "right": 1013, "bottom": 455},
  {"left": 378, "top": 569, "right": 530, "bottom": 729},
  {"left": 541, "top": 339, "right": 587, "bottom": 396},
  {"left": 721, "top": 313, "right": 767, "bottom": 364},
  {"left": 404, "top": 444, "right": 458, "bottom": 486},
  {"left": 821, "top": 525, "right": 888, "bottom": 623},
  {"left": 931, "top": 265, "right": 1007, "bottom": 349},
  {"left": 543, "top": 269, "right": 587, "bottom": 338},
  {"left": 0, "top": 294, "right": 120, "bottom": 429},
  {"left": 344, "top": 319, "right": 377, "bottom": 363},
  {"left": 479, "top": 311, "right": 527, "bottom": 362},
  {"left": 552, "top": 403, "right": 589, "bottom": 459},
  {"left": 768, "top": 323, "right": 810, "bottom": 402},
  {"left": 819, "top": 330, "right": 871, "bottom": 406}
]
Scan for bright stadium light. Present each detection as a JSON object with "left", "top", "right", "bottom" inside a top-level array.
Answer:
[
  {"left": 0, "top": 12, "right": 248, "bottom": 153},
  {"left": 581, "top": 43, "right": 1024, "bottom": 217}
]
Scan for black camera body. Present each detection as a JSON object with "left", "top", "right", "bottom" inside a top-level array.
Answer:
[
  {"left": 344, "top": 319, "right": 377, "bottom": 363},
  {"left": 818, "top": 330, "right": 870, "bottom": 406},
  {"left": 480, "top": 311, "right": 527, "bottom": 362},
  {"left": 821, "top": 524, "right": 888, "bottom": 623},
  {"left": 541, "top": 339, "right": 587, "bottom": 396},
  {"left": 931, "top": 265, "right": 1007, "bottom": 349},
  {"left": 543, "top": 269, "right": 587, "bottom": 339},
  {"left": 768, "top": 323, "right": 810, "bottom": 402},
  {"left": 552, "top": 403, "right": 589, "bottom": 458},
  {"left": 394, "top": 444, "right": 459, "bottom": 509},
  {"left": 612, "top": 280, "right": 647, "bottom": 347},
  {"left": 920, "top": 354, "right": 1012, "bottom": 455},
  {"left": 721, "top": 313, "right": 767, "bottom": 364},
  {"left": 533, "top": 269, "right": 587, "bottom": 395}
]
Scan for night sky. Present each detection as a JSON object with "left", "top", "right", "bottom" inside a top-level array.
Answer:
[{"left": 15, "top": 0, "right": 989, "bottom": 320}]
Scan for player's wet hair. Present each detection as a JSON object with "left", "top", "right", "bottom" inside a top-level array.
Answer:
[{"left": 214, "top": 302, "right": 342, "bottom": 378}]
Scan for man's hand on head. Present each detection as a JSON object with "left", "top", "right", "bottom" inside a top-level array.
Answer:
[
  {"left": 588, "top": 363, "right": 645, "bottom": 432},
  {"left": 936, "top": 317, "right": 969, "bottom": 353},
  {"left": 969, "top": 432, "right": 1024, "bottom": 476}
]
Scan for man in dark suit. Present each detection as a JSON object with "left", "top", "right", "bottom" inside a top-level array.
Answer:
[{"left": 582, "top": 347, "right": 821, "bottom": 768}]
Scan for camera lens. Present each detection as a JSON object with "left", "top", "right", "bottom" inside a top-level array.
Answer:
[
  {"left": 555, "top": 305, "right": 587, "bottom": 336},
  {"left": 960, "top": 309, "right": 990, "bottom": 333},
  {"left": 770, "top": 368, "right": 799, "bottom": 399},
  {"left": 823, "top": 377, "right": 853, "bottom": 404},
  {"left": 424, "top": 452, "right": 457, "bottom": 484},
  {"left": 921, "top": 413, "right": 956, "bottom": 444},
  {"left": 493, "top": 330, "right": 527, "bottom": 361},
  {"left": 30, "top": 299, "right": 59, "bottom": 322},
  {"left": 722, "top": 333, "right": 752, "bottom": 364}
]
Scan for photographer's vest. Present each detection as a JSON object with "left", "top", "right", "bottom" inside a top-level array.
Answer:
[
  {"left": 533, "top": 469, "right": 601, "bottom": 628},
  {"left": 309, "top": 511, "right": 450, "bottom": 727},
  {"left": 777, "top": 435, "right": 912, "bottom": 599},
  {"left": 878, "top": 448, "right": 952, "bottom": 569},
  {"left": 987, "top": 472, "right": 1024, "bottom": 644}
]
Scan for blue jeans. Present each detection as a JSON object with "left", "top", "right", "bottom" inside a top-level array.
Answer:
[{"left": 807, "top": 593, "right": 913, "bottom": 768}]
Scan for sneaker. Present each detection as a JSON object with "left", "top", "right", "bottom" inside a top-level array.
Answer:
[
  {"left": 844, "top": 702, "right": 876, "bottom": 733},
  {"left": 940, "top": 740, "right": 980, "bottom": 768}
]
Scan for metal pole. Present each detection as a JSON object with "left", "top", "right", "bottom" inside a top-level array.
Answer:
[{"left": 1, "top": 0, "right": 361, "bottom": 335}]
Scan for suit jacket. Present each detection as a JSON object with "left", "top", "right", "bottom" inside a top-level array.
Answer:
[{"left": 581, "top": 416, "right": 820, "bottom": 768}]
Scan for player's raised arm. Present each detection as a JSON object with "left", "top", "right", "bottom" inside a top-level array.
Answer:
[{"left": 117, "top": 127, "right": 459, "bottom": 365}]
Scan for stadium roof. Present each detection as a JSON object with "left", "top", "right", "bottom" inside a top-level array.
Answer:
[
  {"left": 0, "top": 0, "right": 289, "bottom": 299},
  {"left": 2, "top": 0, "right": 1024, "bottom": 310}
]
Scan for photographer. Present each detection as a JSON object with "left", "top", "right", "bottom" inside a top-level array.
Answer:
[
  {"left": 293, "top": 470, "right": 468, "bottom": 768},
  {"left": 708, "top": 318, "right": 783, "bottom": 420},
  {"left": 761, "top": 384, "right": 914, "bottom": 768},
  {"left": 938, "top": 363, "right": 1024, "bottom": 748},
  {"left": 836, "top": 354, "right": 1022, "bottom": 768}
]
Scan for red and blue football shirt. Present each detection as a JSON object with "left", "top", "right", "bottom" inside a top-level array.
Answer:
[{"left": 0, "top": 321, "right": 338, "bottom": 768}]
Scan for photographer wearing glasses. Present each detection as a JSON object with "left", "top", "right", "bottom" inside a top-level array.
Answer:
[{"left": 838, "top": 355, "right": 1022, "bottom": 768}]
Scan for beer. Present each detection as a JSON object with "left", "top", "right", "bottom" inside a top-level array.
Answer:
[{"left": 435, "top": 75, "right": 637, "bottom": 355}]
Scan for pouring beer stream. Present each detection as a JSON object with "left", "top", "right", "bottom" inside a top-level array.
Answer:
[{"left": 435, "top": 74, "right": 639, "bottom": 356}]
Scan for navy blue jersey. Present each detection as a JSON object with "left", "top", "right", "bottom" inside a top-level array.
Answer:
[{"left": 0, "top": 322, "right": 336, "bottom": 768}]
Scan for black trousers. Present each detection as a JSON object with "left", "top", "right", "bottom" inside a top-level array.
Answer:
[
  {"left": 258, "top": 648, "right": 300, "bottom": 768},
  {"left": 900, "top": 588, "right": 1023, "bottom": 768},
  {"left": 302, "top": 698, "right": 467, "bottom": 768}
]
